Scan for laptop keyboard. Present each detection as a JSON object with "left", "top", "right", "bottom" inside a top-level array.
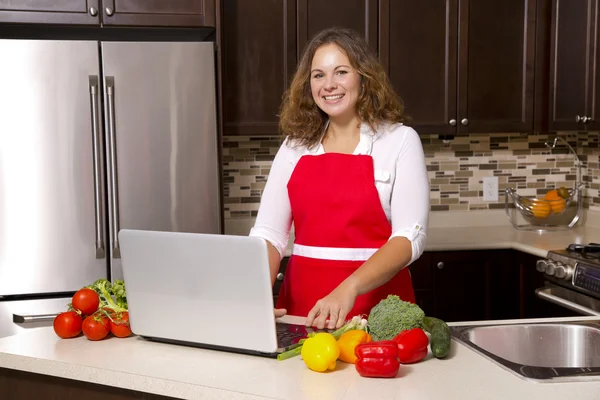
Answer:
[{"left": 276, "top": 322, "right": 310, "bottom": 348}]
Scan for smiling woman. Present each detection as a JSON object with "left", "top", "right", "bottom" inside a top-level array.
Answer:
[{"left": 249, "top": 27, "right": 430, "bottom": 330}]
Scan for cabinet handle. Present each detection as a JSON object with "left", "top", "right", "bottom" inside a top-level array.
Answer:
[
  {"left": 576, "top": 115, "right": 582, "bottom": 123},
  {"left": 583, "top": 116, "right": 592, "bottom": 123},
  {"left": 461, "top": 118, "right": 469, "bottom": 126},
  {"left": 448, "top": 119, "right": 457, "bottom": 126},
  {"left": 89, "top": 7, "right": 98, "bottom": 16},
  {"left": 277, "top": 273, "right": 284, "bottom": 281},
  {"left": 105, "top": 7, "right": 114, "bottom": 16},
  {"left": 437, "top": 262, "right": 444, "bottom": 270}
]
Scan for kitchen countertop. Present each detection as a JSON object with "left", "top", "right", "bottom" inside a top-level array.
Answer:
[
  {"left": 1, "top": 315, "right": 600, "bottom": 400},
  {"left": 225, "top": 210, "right": 600, "bottom": 258}
]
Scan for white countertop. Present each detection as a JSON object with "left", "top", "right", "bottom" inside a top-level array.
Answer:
[
  {"left": 225, "top": 210, "right": 600, "bottom": 258},
  {"left": 1, "top": 316, "right": 600, "bottom": 399},
  {"left": 2, "top": 211, "right": 599, "bottom": 399}
]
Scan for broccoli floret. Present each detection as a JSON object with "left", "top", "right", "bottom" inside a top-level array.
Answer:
[{"left": 367, "top": 295, "right": 425, "bottom": 341}]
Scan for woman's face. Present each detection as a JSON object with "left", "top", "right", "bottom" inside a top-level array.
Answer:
[{"left": 310, "top": 43, "right": 361, "bottom": 121}]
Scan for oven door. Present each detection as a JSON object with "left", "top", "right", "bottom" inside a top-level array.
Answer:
[{"left": 536, "top": 283, "right": 600, "bottom": 316}]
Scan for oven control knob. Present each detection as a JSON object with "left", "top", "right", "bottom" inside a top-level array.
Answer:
[
  {"left": 545, "top": 262, "right": 556, "bottom": 276},
  {"left": 536, "top": 259, "right": 548, "bottom": 272},
  {"left": 557, "top": 263, "right": 574, "bottom": 280},
  {"left": 554, "top": 262, "right": 567, "bottom": 279}
]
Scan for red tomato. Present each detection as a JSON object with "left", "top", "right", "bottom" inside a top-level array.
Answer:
[
  {"left": 109, "top": 311, "right": 132, "bottom": 338},
  {"left": 53, "top": 311, "right": 82, "bottom": 339},
  {"left": 82, "top": 314, "right": 109, "bottom": 341},
  {"left": 72, "top": 288, "right": 100, "bottom": 315}
]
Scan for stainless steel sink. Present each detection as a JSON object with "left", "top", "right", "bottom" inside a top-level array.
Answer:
[{"left": 451, "top": 319, "right": 600, "bottom": 382}]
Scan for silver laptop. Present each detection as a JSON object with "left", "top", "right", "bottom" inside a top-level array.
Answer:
[{"left": 118, "top": 229, "right": 314, "bottom": 357}]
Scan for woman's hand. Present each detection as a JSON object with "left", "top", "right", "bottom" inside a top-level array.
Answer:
[
  {"left": 305, "top": 283, "right": 358, "bottom": 330},
  {"left": 274, "top": 308, "right": 287, "bottom": 318}
]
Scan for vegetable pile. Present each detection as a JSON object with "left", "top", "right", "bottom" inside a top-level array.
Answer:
[
  {"left": 279, "top": 295, "right": 451, "bottom": 379},
  {"left": 53, "top": 279, "right": 132, "bottom": 341}
]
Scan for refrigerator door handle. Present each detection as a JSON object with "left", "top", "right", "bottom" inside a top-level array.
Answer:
[
  {"left": 89, "top": 76, "right": 105, "bottom": 259},
  {"left": 106, "top": 76, "right": 121, "bottom": 258},
  {"left": 13, "top": 313, "right": 58, "bottom": 323}
]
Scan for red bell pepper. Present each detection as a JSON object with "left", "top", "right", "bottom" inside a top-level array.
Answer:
[
  {"left": 354, "top": 340, "right": 400, "bottom": 378},
  {"left": 392, "top": 327, "right": 429, "bottom": 364}
]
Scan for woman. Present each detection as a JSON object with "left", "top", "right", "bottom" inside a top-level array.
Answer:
[{"left": 249, "top": 27, "right": 429, "bottom": 330}]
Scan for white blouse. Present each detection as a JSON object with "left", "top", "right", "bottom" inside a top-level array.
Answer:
[{"left": 249, "top": 122, "right": 430, "bottom": 267}]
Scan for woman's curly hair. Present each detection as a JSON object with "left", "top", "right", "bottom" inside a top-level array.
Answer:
[{"left": 279, "top": 27, "right": 410, "bottom": 148}]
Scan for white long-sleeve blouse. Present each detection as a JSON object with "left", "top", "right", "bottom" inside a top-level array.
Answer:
[{"left": 249, "top": 121, "right": 430, "bottom": 267}]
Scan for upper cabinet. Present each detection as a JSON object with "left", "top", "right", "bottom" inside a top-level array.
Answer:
[
  {"left": 380, "top": 0, "right": 536, "bottom": 135},
  {"left": 549, "top": 0, "right": 600, "bottom": 131},
  {"left": 221, "top": 0, "right": 377, "bottom": 136},
  {"left": 296, "top": 0, "right": 378, "bottom": 55},
  {"left": 221, "top": 0, "right": 297, "bottom": 136},
  {"left": 0, "top": 0, "right": 215, "bottom": 27},
  {"left": 0, "top": 0, "right": 101, "bottom": 25},
  {"left": 101, "top": 0, "right": 215, "bottom": 27}
]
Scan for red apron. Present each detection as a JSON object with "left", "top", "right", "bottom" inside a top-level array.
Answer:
[{"left": 276, "top": 152, "right": 415, "bottom": 318}]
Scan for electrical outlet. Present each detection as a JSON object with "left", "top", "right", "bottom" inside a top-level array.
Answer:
[{"left": 483, "top": 176, "right": 498, "bottom": 202}]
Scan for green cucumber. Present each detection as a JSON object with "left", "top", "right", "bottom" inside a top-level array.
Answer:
[{"left": 422, "top": 316, "right": 451, "bottom": 359}]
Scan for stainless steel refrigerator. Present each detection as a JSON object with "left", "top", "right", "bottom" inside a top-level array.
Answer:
[{"left": 0, "top": 39, "right": 221, "bottom": 338}]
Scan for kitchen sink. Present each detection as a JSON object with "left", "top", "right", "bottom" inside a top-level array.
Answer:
[{"left": 451, "top": 319, "right": 600, "bottom": 382}]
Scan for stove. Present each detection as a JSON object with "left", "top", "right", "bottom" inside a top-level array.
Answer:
[{"left": 536, "top": 244, "right": 600, "bottom": 316}]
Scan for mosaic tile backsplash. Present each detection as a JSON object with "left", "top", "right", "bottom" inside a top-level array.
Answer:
[{"left": 222, "top": 132, "right": 600, "bottom": 220}]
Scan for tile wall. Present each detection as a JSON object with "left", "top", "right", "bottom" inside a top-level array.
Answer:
[{"left": 222, "top": 131, "right": 600, "bottom": 221}]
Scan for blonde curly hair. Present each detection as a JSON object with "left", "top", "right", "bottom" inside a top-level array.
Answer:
[{"left": 279, "top": 27, "right": 410, "bottom": 148}]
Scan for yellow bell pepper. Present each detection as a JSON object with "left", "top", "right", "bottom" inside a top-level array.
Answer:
[
  {"left": 337, "top": 330, "right": 372, "bottom": 364},
  {"left": 301, "top": 332, "right": 340, "bottom": 372}
]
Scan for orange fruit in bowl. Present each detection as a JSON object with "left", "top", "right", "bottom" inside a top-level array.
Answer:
[
  {"left": 531, "top": 199, "right": 551, "bottom": 219},
  {"left": 544, "top": 189, "right": 567, "bottom": 214}
]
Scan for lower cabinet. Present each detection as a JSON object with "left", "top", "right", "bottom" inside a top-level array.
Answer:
[{"left": 273, "top": 249, "right": 579, "bottom": 322}]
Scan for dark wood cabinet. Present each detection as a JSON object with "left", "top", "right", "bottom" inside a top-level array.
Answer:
[
  {"left": 380, "top": 0, "right": 536, "bottom": 135},
  {"left": 431, "top": 251, "right": 490, "bottom": 322},
  {"left": 221, "top": 0, "right": 297, "bottom": 136},
  {"left": 221, "top": 0, "right": 378, "bottom": 136},
  {"left": 379, "top": 0, "right": 458, "bottom": 136},
  {"left": 548, "top": 0, "right": 600, "bottom": 132},
  {"left": 0, "top": 0, "right": 215, "bottom": 27},
  {"left": 0, "top": 0, "right": 100, "bottom": 25},
  {"left": 101, "top": 0, "right": 215, "bottom": 27},
  {"left": 296, "top": 0, "right": 378, "bottom": 55}
]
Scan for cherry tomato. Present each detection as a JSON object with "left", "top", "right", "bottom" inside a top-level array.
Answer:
[
  {"left": 82, "top": 314, "right": 109, "bottom": 341},
  {"left": 72, "top": 288, "right": 100, "bottom": 316},
  {"left": 53, "top": 311, "right": 82, "bottom": 339},
  {"left": 109, "top": 311, "right": 132, "bottom": 338}
]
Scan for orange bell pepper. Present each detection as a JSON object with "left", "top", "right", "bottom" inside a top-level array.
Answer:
[{"left": 337, "top": 330, "right": 372, "bottom": 364}]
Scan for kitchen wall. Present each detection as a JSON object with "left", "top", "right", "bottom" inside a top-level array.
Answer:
[{"left": 222, "top": 131, "right": 600, "bottom": 224}]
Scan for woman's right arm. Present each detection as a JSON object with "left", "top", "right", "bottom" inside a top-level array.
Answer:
[{"left": 248, "top": 140, "right": 296, "bottom": 286}]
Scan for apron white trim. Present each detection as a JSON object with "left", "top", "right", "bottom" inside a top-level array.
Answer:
[{"left": 292, "top": 244, "right": 378, "bottom": 261}]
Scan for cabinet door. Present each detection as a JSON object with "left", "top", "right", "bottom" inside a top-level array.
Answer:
[
  {"left": 101, "top": 0, "right": 215, "bottom": 27},
  {"left": 586, "top": 0, "right": 600, "bottom": 130},
  {"left": 221, "top": 0, "right": 296, "bottom": 136},
  {"left": 0, "top": 0, "right": 100, "bottom": 25},
  {"left": 296, "top": 0, "right": 377, "bottom": 55},
  {"left": 380, "top": 0, "right": 458, "bottom": 135},
  {"left": 431, "top": 251, "right": 487, "bottom": 322},
  {"left": 457, "top": 0, "right": 536, "bottom": 133},
  {"left": 549, "top": 0, "right": 593, "bottom": 131}
]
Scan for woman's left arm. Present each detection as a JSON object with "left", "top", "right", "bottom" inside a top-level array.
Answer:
[{"left": 306, "top": 128, "right": 430, "bottom": 329}]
